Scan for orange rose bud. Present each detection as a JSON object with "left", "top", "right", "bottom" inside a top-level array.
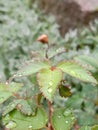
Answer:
[{"left": 37, "top": 34, "right": 48, "bottom": 44}]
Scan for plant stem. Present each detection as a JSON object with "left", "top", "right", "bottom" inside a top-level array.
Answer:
[
  {"left": 45, "top": 44, "right": 49, "bottom": 59},
  {"left": 47, "top": 100, "right": 53, "bottom": 130},
  {"left": 45, "top": 43, "right": 53, "bottom": 130}
]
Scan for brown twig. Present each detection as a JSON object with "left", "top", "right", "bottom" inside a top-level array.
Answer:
[
  {"left": 74, "top": 122, "right": 80, "bottom": 130},
  {"left": 47, "top": 100, "right": 54, "bottom": 130}
]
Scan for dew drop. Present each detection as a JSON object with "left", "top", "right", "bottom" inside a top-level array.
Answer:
[
  {"left": 63, "top": 110, "right": 71, "bottom": 116},
  {"left": 13, "top": 74, "right": 16, "bottom": 77},
  {"left": 4, "top": 114, "right": 10, "bottom": 121},
  {"left": 58, "top": 115, "right": 61, "bottom": 118},
  {"left": 48, "top": 88, "right": 52, "bottom": 93},
  {"left": 28, "top": 125, "right": 32, "bottom": 130},
  {"left": 11, "top": 104, "right": 15, "bottom": 107},
  {"left": 56, "top": 49, "right": 59, "bottom": 53},
  {"left": 5, "top": 82, "right": 9, "bottom": 85},
  {"left": 6, "top": 121, "right": 17, "bottom": 129},
  {"left": 49, "top": 82, "right": 53, "bottom": 86},
  {"left": 19, "top": 74, "right": 22, "bottom": 77},
  {"left": 70, "top": 71, "right": 76, "bottom": 75},
  {"left": 65, "top": 120, "right": 68, "bottom": 124},
  {"left": 32, "top": 87, "right": 34, "bottom": 91},
  {"left": 28, "top": 112, "right": 31, "bottom": 116}
]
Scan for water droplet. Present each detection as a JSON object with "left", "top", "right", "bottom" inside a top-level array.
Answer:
[
  {"left": 63, "top": 110, "right": 71, "bottom": 116},
  {"left": 5, "top": 82, "right": 9, "bottom": 85},
  {"left": 32, "top": 87, "right": 34, "bottom": 91},
  {"left": 58, "top": 116, "right": 61, "bottom": 118},
  {"left": 65, "top": 121, "right": 68, "bottom": 124},
  {"left": 49, "top": 82, "right": 53, "bottom": 86},
  {"left": 13, "top": 74, "right": 16, "bottom": 77},
  {"left": 71, "top": 117, "right": 75, "bottom": 120},
  {"left": 28, "top": 112, "right": 31, "bottom": 116},
  {"left": 6, "top": 121, "right": 17, "bottom": 129},
  {"left": 32, "top": 111, "right": 36, "bottom": 116},
  {"left": 48, "top": 88, "right": 52, "bottom": 93},
  {"left": 56, "top": 49, "right": 59, "bottom": 53},
  {"left": 28, "top": 125, "right": 32, "bottom": 130},
  {"left": 19, "top": 74, "right": 22, "bottom": 77},
  {"left": 70, "top": 71, "right": 76, "bottom": 75},
  {"left": 11, "top": 104, "right": 15, "bottom": 107},
  {"left": 3, "top": 114, "right": 10, "bottom": 120}
]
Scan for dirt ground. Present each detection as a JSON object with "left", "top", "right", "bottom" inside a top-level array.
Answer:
[{"left": 38, "top": 0, "right": 98, "bottom": 36}]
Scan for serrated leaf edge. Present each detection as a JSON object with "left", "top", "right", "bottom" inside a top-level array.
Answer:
[
  {"left": 36, "top": 68, "right": 63, "bottom": 102},
  {"left": 56, "top": 60, "right": 98, "bottom": 84}
]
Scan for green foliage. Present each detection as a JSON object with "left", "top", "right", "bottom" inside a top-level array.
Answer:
[
  {"left": 79, "top": 126, "right": 91, "bottom": 130},
  {"left": 3, "top": 107, "right": 47, "bottom": 130},
  {"left": 0, "top": 82, "right": 22, "bottom": 104},
  {"left": 57, "top": 61, "right": 97, "bottom": 84},
  {"left": 79, "top": 125, "right": 98, "bottom": 130},
  {"left": 37, "top": 68, "right": 62, "bottom": 101},
  {"left": 74, "top": 54, "right": 98, "bottom": 72},
  {"left": 2, "top": 100, "right": 22, "bottom": 116},
  {"left": 92, "top": 125, "right": 98, "bottom": 130},
  {"left": 12, "top": 60, "right": 50, "bottom": 78},
  {"left": 51, "top": 108, "right": 76, "bottom": 130},
  {"left": 0, "top": 0, "right": 98, "bottom": 129}
]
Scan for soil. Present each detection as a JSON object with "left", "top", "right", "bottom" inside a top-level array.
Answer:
[{"left": 38, "top": 0, "right": 98, "bottom": 36}]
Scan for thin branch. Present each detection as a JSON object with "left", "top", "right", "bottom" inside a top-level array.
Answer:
[
  {"left": 47, "top": 100, "right": 54, "bottom": 130},
  {"left": 49, "top": 49, "right": 66, "bottom": 59}
]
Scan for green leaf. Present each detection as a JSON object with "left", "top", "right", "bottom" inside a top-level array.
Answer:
[
  {"left": 59, "top": 85, "right": 72, "bottom": 98},
  {"left": 79, "top": 126, "right": 91, "bottom": 130},
  {"left": 0, "top": 82, "right": 23, "bottom": 104},
  {"left": 12, "top": 60, "right": 50, "bottom": 79},
  {"left": 2, "top": 100, "right": 22, "bottom": 116},
  {"left": 77, "top": 111, "right": 97, "bottom": 126},
  {"left": 0, "top": 92, "right": 11, "bottom": 104},
  {"left": 16, "top": 99, "right": 36, "bottom": 116},
  {"left": 2, "top": 99, "right": 36, "bottom": 116},
  {"left": 92, "top": 125, "right": 98, "bottom": 130},
  {"left": 0, "top": 82, "right": 23, "bottom": 93},
  {"left": 37, "top": 68, "right": 62, "bottom": 101},
  {"left": 57, "top": 61, "right": 97, "bottom": 84},
  {"left": 3, "top": 108, "right": 48, "bottom": 130},
  {"left": 51, "top": 108, "right": 76, "bottom": 130},
  {"left": 74, "top": 55, "right": 98, "bottom": 69}
]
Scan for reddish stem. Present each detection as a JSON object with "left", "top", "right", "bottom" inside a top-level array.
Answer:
[{"left": 47, "top": 100, "right": 54, "bottom": 130}]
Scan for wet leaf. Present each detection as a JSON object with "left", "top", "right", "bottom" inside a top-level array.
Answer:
[
  {"left": 57, "top": 61, "right": 97, "bottom": 84},
  {"left": 3, "top": 107, "right": 48, "bottom": 130},
  {"left": 0, "top": 82, "right": 23, "bottom": 104},
  {"left": 0, "top": 92, "right": 11, "bottom": 104},
  {"left": 12, "top": 61, "right": 50, "bottom": 79},
  {"left": 74, "top": 55, "right": 98, "bottom": 70},
  {"left": 0, "top": 82, "right": 23, "bottom": 93},
  {"left": 2, "top": 100, "right": 22, "bottom": 116},
  {"left": 37, "top": 68, "right": 62, "bottom": 101},
  {"left": 51, "top": 108, "right": 76, "bottom": 130},
  {"left": 16, "top": 99, "right": 36, "bottom": 116}
]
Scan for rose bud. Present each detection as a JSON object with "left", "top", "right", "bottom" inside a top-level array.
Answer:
[{"left": 37, "top": 34, "right": 48, "bottom": 44}]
